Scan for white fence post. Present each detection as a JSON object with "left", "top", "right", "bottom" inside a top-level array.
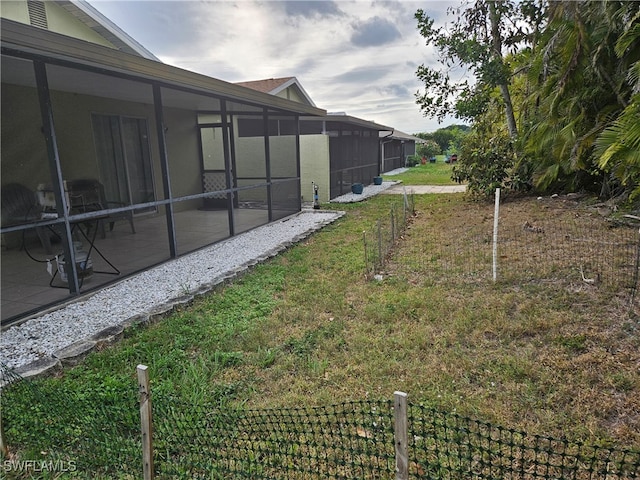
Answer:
[
  {"left": 493, "top": 188, "right": 501, "bottom": 282},
  {"left": 137, "top": 364, "right": 154, "bottom": 480},
  {"left": 394, "top": 391, "right": 409, "bottom": 480}
]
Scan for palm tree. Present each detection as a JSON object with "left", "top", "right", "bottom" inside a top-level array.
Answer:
[
  {"left": 523, "top": 1, "right": 639, "bottom": 195},
  {"left": 594, "top": 8, "right": 640, "bottom": 198}
]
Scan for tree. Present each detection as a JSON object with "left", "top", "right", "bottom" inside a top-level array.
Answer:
[
  {"left": 417, "top": 125, "right": 470, "bottom": 152},
  {"left": 523, "top": 1, "right": 639, "bottom": 196},
  {"left": 415, "top": 1, "right": 528, "bottom": 137},
  {"left": 594, "top": 9, "right": 640, "bottom": 199},
  {"left": 416, "top": 139, "right": 441, "bottom": 159}
]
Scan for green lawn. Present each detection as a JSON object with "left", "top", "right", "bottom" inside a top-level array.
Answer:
[
  {"left": 2, "top": 193, "right": 638, "bottom": 475},
  {"left": 382, "top": 156, "right": 458, "bottom": 185}
]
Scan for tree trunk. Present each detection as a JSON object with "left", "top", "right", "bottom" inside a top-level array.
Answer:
[{"left": 489, "top": 1, "right": 518, "bottom": 137}]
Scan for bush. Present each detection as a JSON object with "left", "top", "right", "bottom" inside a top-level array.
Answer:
[
  {"left": 453, "top": 131, "right": 532, "bottom": 198},
  {"left": 406, "top": 155, "right": 420, "bottom": 167}
]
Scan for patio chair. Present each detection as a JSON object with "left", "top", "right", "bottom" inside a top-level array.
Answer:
[
  {"left": 1, "top": 182, "right": 55, "bottom": 252},
  {"left": 66, "top": 178, "right": 135, "bottom": 238}
]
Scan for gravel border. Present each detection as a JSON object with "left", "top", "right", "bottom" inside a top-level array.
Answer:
[
  {"left": 1, "top": 209, "right": 344, "bottom": 375},
  {"left": 329, "top": 180, "right": 400, "bottom": 203}
]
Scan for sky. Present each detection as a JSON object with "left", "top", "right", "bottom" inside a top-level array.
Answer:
[{"left": 87, "top": 0, "right": 465, "bottom": 135}]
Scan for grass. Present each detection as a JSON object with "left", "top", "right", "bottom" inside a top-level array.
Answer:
[
  {"left": 382, "top": 156, "right": 457, "bottom": 185},
  {"left": 2, "top": 193, "right": 639, "bottom": 476}
]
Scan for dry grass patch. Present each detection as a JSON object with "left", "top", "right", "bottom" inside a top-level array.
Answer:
[{"left": 236, "top": 195, "right": 640, "bottom": 450}]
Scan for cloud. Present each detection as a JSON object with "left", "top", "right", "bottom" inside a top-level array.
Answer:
[
  {"left": 350, "top": 16, "right": 402, "bottom": 47},
  {"left": 87, "top": 0, "right": 461, "bottom": 133},
  {"left": 282, "top": 1, "right": 344, "bottom": 19},
  {"left": 378, "top": 83, "right": 411, "bottom": 98},
  {"left": 333, "top": 65, "right": 392, "bottom": 84}
]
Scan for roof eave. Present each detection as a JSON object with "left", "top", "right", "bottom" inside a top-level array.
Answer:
[{"left": 301, "top": 114, "right": 394, "bottom": 132}]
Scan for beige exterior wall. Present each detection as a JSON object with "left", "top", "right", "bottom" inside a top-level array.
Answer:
[
  {"left": 0, "top": 81, "right": 222, "bottom": 216},
  {"left": 0, "top": 1, "right": 116, "bottom": 49},
  {"left": 300, "top": 134, "right": 330, "bottom": 203},
  {"left": 275, "top": 87, "right": 306, "bottom": 105},
  {"left": 0, "top": 1, "right": 29, "bottom": 23},
  {"left": 0, "top": 83, "right": 49, "bottom": 189},
  {"left": 164, "top": 106, "right": 201, "bottom": 211}
]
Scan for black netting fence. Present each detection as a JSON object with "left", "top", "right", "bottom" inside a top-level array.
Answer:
[
  {"left": 153, "top": 398, "right": 395, "bottom": 479},
  {"left": 2, "top": 363, "right": 639, "bottom": 479},
  {"left": 0, "top": 363, "right": 141, "bottom": 478},
  {"left": 407, "top": 404, "right": 640, "bottom": 480}
]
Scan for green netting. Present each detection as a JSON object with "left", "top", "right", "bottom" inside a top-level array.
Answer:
[
  {"left": 1, "top": 363, "right": 141, "bottom": 478},
  {"left": 153, "top": 398, "right": 396, "bottom": 479},
  {"left": 407, "top": 404, "right": 640, "bottom": 479},
  {"left": 2, "top": 363, "right": 639, "bottom": 479}
]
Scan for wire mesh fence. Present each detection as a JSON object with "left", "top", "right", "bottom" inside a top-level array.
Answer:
[
  {"left": 363, "top": 192, "right": 416, "bottom": 277},
  {"left": 2, "top": 363, "right": 640, "bottom": 479},
  {"left": 366, "top": 194, "right": 639, "bottom": 299}
]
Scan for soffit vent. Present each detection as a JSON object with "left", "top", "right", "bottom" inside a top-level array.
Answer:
[{"left": 27, "top": 0, "right": 48, "bottom": 29}]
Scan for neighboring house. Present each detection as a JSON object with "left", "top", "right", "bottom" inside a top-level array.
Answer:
[
  {"left": 380, "top": 130, "right": 426, "bottom": 172},
  {"left": 238, "top": 77, "right": 393, "bottom": 203},
  {"left": 0, "top": 8, "right": 325, "bottom": 324}
]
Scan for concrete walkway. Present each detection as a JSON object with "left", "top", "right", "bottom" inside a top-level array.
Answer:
[{"left": 382, "top": 184, "right": 467, "bottom": 194}]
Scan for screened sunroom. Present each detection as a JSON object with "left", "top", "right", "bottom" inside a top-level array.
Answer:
[{"left": 0, "top": 19, "right": 325, "bottom": 325}]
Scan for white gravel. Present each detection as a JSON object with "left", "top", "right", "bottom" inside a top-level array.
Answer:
[
  {"left": 1, "top": 210, "right": 343, "bottom": 370},
  {"left": 329, "top": 180, "right": 400, "bottom": 203}
]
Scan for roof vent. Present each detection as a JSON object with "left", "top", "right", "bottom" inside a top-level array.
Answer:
[{"left": 27, "top": 0, "right": 48, "bottom": 29}]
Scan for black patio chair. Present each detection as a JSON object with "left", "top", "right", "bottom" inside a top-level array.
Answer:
[
  {"left": 66, "top": 179, "right": 135, "bottom": 238},
  {"left": 1, "top": 182, "right": 55, "bottom": 253}
]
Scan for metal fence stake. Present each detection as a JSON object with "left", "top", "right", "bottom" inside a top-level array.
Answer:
[
  {"left": 394, "top": 391, "right": 409, "bottom": 480},
  {"left": 493, "top": 188, "right": 501, "bottom": 282},
  {"left": 138, "top": 364, "right": 154, "bottom": 480}
]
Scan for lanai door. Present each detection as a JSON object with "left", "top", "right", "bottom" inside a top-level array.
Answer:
[{"left": 92, "top": 114, "right": 155, "bottom": 213}]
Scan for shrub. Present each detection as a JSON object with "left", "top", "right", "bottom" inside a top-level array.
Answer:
[
  {"left": 406, "top": 154, "right": 420, "bottom": 167},
  {"left": 453, "top": 131, "right": 532, "bottom": 198}
]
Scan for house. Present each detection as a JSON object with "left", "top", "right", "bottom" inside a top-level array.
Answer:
[
  {"left": 0, "top": 3, "right": 326, "bottom": 324},
  {"left": 237, "top": 77, "right": 394, "bottom": 203},
  {"left": 380, "top": 130, "right": 426, "bottom": 172}
]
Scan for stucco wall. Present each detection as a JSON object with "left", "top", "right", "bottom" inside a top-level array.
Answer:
[
  {"left": 0, "top": 1, "right": 29, "bottom": 24},
  {"left": 0, "top": 83, "right": 156, "bottom": 190},
  {"left": 300, "top": 135, "right": 330, "bottom": 203},
  {"left": 0, "top": 83, "right": 49, "bottom": 189},
  {"left": 275, "top": 86, "right": 306, "bottom": 105},
  {"left": 164, "top": 106, "right": 201, "bottom": 211},
  {"left": 233, "top": 134, "right": 300, "bottom": 203}
]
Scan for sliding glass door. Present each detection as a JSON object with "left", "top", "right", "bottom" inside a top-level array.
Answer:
[{"left": 92, "top": 114, "right": 155, "bottom": 213}]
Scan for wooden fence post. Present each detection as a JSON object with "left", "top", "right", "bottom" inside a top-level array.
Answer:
[
  {"left": 0, "top": 410, "right": 8, "bottom": 457},
  {"left": 363, "top": 231, "right": 368, "bottom": 276},
  {"left": 391, "top": 207, "right": 396, "bottom": 243},
  {"left": 377, "top": 220, "right": 383, "bottom": 269},
  {"left": 137, "top": 364, "right": 154, "bottom": 480},
  {"left": 394, "top": 391, "right": 409, "bottom": 480}
]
